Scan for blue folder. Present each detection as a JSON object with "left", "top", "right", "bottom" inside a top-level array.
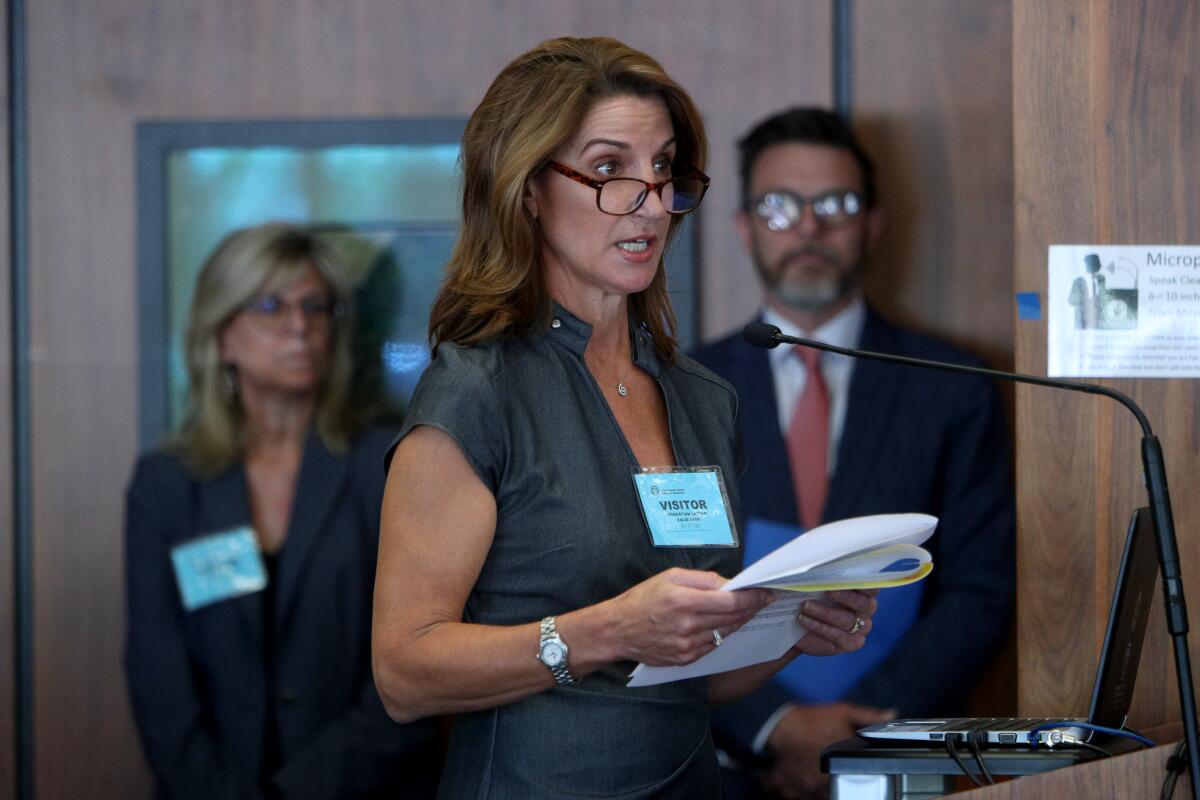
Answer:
[{"left": 743, "top": 516, "right": 924, "bottom": 703}]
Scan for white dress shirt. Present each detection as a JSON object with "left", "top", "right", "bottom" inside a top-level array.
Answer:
[
  {"left": 750, "top": 297, "right": 866, "bottom": 755},
  {"left": 762, "top": 298, "right": 865, "bottom": 476}
]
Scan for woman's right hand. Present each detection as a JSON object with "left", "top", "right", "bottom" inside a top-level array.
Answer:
[
  {"left": 594, "top": 568, "right": 774, "bottom": 667},
  {"left": 378, "top": 428, "right": 774, "bottom": 717}
]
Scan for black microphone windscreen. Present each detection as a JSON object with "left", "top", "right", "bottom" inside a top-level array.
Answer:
[{"left": 742, "top": 322, "right": 782, "bottom": 349}]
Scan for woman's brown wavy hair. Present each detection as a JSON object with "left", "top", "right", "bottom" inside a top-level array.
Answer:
[{"left": 428, "top": 36, "right": 708, "bottom": 361}]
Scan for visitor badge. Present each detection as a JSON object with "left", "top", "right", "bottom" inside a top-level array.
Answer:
[
  {"left": 170, "top": 526, "right": 267, "bottom": 611},
  {"left": 632, "top": 466, "right": 739, "bottom": 547}
]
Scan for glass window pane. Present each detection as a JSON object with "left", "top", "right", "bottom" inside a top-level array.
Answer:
[{"left": 166, "top": 143, "right": 461, "bottom": 428}]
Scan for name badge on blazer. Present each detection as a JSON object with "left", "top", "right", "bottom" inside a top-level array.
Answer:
[
  {"left": 170, "top": 526, "right": 267, "bottom": 611},
  {"left": 631, "top": 466, "right": 739, "bottom": 547}
]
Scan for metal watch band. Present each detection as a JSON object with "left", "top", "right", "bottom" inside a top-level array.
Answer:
[{"left": 539, "top": 616, "right": 576, "bottom": 686}]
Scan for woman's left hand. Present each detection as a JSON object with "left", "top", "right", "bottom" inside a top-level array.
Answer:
[
  {"left": 705, "top": 588, "right": 880, "bottom": 705},
  {"left": 791, "top": 589, "right": 878, "bottom": 657}
]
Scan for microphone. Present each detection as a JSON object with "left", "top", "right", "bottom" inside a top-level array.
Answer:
[
  {"left": 743, "top": 321, "right": 1129, "bottom": 404},
  {"left": 743, "top": 319, "right": 1199, "bottom": 792}
]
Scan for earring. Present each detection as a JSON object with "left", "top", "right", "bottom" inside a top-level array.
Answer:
[{"left": 221, "top": 365, "right": 239, "bottom": 403}]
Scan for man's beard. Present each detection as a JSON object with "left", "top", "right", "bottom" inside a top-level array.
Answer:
[{"left": 754, "top": 244, "right": 863, "bottom": 313}]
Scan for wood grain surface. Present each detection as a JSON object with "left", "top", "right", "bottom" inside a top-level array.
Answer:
[
  {"left": 852, "top": 0, "right": 1018, "bottom": 716},
  {"left": 854, "top": 0, "right": 1015, "bottom": 372},
  {"left": 953, "top": 739, "right": 1192, "bottom": 799},
  {"left": 1013, "top": 0, "right": 1200, "bottom": 733}
]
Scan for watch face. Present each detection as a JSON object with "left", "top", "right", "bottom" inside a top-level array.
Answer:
[{"left": 541, "top": 642, "right": 565, "bottom": 666}]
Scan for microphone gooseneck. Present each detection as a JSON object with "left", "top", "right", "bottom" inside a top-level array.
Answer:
[
  {"left": 742, "top": 319, "right": 1198, "bottom": 793},
  {"left": 742, "top": 322, "right": 1151, "bottom": 431}
]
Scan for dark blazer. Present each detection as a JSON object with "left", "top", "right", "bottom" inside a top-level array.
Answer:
[
  {"left": 691, "top": 307, "right": 1015, "bottom": 757},
  {"left": 124, "top": 427, "right": 439, "bottom": 800}
]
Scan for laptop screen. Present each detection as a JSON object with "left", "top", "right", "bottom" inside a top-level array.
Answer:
[
  {"left": 1088, "top": 506, "right": 1158, "bottom": 727},
  {"left": 856, "top": 506, "right": 1159, "bottom": 747}
]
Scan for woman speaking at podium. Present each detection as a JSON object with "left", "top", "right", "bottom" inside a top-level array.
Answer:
[{"left": 372, "top": 37, "right": 878, "bottom": 798}]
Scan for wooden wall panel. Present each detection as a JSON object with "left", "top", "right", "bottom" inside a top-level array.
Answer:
[
  {"left": 1013, "top": 0, "right": 1200, "bottom": 730},
  {"left": 1, "top": 4, "right": 16, "bottom": 795},
  {"left": 854, "top": 0, "right": 1015, "bottom": 371},
  {"left": 852, "top": 0, "right": 1016, "bottom": 714},
  {"left": 24, "top": 2, "right": 832, "bottom": 795}
]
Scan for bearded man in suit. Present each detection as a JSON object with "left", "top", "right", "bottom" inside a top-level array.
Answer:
[{"left": 691, "top": 107, "right": 1015, "bottom": 800}]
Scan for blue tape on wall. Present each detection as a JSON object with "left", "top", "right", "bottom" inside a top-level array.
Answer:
[{"left": 1016, "top": 292, "right": 1042, "bottom": 321}]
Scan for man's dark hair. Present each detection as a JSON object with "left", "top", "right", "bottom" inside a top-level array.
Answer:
[{"left": 737, "top": 107, "right": 877, "bottom": 209}]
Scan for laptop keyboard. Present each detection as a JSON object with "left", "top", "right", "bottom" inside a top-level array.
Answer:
[{"left": 927, "top": 718, "right": 1058, "bottom": 732}]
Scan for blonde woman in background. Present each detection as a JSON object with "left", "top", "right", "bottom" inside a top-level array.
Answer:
[{"left": 125, "top": 223, "right": 439, "bottom": 799}]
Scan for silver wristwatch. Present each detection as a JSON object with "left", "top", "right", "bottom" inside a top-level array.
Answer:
[{"left": 536, "top": 616, "right": 575, "bottom": 686}]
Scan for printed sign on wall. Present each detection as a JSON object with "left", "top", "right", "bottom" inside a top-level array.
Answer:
[{"left": 1048, "top": 245, "right": 1200, "bottom": 377}]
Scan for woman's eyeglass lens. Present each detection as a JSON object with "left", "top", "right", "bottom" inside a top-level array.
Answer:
[
  {"left": 548, "top": 162, "right": 709, "bottom": 216},
  {"left": 243, "top": 295, "right": 339, "bottom": 330},
  {"left": 597, "top": 176, "right": 709, "bottom": 215},
  {"left": 753, "top": 190, "right": 862, "bottom": 231}
]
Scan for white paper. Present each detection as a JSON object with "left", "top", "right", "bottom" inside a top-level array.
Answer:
[
  {"left": 1048, "top": 245, "right": 1200, "bottom": 377},
  {"left": 725, "top": 514, "right": 935, "bottom": 591},
  {"left": 767, "top": 543, "right": 930, "bottom": 588},
  {"left": 627, "top": 593, "right": 812, "bottom": 687},
  {"left": 626, "top": 513, "right": 937, "bottom": 687}
]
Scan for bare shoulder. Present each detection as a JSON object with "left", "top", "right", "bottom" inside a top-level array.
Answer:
[{"left": 377, "top": 423, "right": 497, "bottom": 621}]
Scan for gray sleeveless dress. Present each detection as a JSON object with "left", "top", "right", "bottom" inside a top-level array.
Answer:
[{"left": 394, "top": 307, "right": 744, "bottom": 799}]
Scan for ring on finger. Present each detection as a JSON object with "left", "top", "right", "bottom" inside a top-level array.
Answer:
[
  {"left": 712, "top": 629, "right": 724, "bottom": 647},
  {"left": 848, "top": 616, "right": 864, "bottom": 635}
]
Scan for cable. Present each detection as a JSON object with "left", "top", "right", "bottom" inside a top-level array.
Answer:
[
  {"left": 1160, "top": 739, "right": 1187, "bottom": 800},
  {"left": 1075, "top": 740, "right": 1114, "bottom": 759},
  {"left": 944, "top": 737, "right": 983, "bottom": 788},
  {"left": 1028, "top": 721, "right": 1156, "bottom": 749},
  {"left": 967, "top": 734, "right": 996, "bottom": 785}
]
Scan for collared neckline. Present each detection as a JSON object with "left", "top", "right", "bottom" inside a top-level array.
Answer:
[
  {"left": 763, "top": 296, "right": 865, "bottom": 370},
  {"left": 546, "top": 302, "right": 592, "bottom": 355},
  {"left": 546, "top": 302, "right": 661, "bottom": 379}
]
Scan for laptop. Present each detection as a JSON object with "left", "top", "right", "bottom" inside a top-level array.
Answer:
[{"left": 858, "top": 506, "right": 1158, "bottom": 746}]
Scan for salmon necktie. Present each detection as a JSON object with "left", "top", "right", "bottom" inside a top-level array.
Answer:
[{"left": 786, "top": 346, "right": 829, "bottom": 530}]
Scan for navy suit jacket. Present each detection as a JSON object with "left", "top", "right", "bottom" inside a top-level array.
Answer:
[
  {"left": 124, "top": 427, "right": 439, "bottom": 799},
  {"left": 691, "top": 307, "right": 1015, "bottom": 758}
]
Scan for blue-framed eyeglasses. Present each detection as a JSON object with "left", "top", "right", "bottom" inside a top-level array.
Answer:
[{"left": 241, "top": 293, "right": 341, "bottom": 331}]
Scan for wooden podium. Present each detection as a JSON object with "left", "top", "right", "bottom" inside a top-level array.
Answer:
[
  {"left": 958, "top": 739, "right": 1189, "bottom": 799},
  {"left": 824, "top": 727, "right": 1188, "bottom": 798}
]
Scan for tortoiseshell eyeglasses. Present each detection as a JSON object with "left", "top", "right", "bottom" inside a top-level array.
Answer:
[{"left": 547, "top": 161, "right": 710, "bottom": 216}]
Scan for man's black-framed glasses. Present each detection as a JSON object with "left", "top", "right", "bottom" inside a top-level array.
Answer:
[
  {"left": 752, "top": 189, "right": 863, "bottom": 231},
  {"left": 548, "top": 161, "right": 710, "bottom": 216}
]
